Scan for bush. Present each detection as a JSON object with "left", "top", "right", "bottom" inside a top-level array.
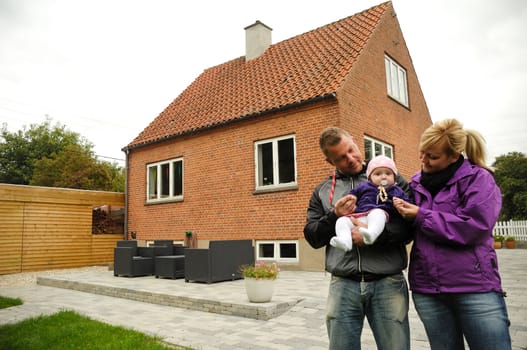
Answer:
[{"left": 240, "top": 261, "right": 279, "bottom": 280}]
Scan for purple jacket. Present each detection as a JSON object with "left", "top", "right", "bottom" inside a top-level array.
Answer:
[{"left": 409, "top": 159, "right": 503, "bottom": 294}]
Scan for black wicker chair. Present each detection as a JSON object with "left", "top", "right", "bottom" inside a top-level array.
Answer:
[
  {"left": 113, "top": 240, "right": 154, "bottom": 277},
  {"left": 184, "top": 240, "right": 254, "bottom": 283}
]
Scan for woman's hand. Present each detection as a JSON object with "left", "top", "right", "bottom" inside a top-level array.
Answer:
[
  {"left": 334, "top": 194, "right": 357, "bottom": 217},
  {"left": 393, "top": 196, "right": 419, "bottom": 220}
]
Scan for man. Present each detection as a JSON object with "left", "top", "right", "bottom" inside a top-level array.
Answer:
[{"left": 304, "top": 126, "right": 412, "bottom": 350}]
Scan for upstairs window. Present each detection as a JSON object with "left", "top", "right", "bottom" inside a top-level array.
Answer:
[
  {"left": 385, "top": 55, "right": 409, "bottom": 107},
  {"left": 147, "top": 158, "right": 183, "bottom": 203},
  {"left": 255, "top": 135, "right": 297, "bottom": 190},
  {"left": 364, "top": 136, "right": 393, "bottom": 163}
]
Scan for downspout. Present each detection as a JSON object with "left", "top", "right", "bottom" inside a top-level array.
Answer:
[{"left": 124, "top": 148, "right": 130, "bottom": 240}]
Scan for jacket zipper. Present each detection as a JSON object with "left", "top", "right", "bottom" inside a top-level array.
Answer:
[{"left": 350, "top": 176, "right": 363, "bottom": 275}]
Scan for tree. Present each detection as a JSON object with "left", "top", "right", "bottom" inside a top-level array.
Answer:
[
  {"left": 107, "top": 163, "right": 126, "bottom": 192},
  {"left": 1, "top": 119, "right": 86, "bottom": 184},
  {"left": 0, "top": 127, "right": 31, "bottom": 184},
  {"left": 492, "top": 152, "right": 527, "bottom": 220},
  {"left": 0, "top": 119, "right": 124, "bottom": 192},
  {"left": 31, "top": 144, "right": 112, "bottom": 190}
]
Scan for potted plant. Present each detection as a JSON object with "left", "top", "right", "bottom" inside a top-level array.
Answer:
[
  {"left": 493, "top": 235, "right": 504, "bottom": 249},
  {"left": 240, "top": 261, "right": 279, "bottom": 303},
  {"left": 184, "top": 230, "right": 197, "bottom": 248},
  {"left": 505, "top": 236, "right": 516, "bottom": 249}
]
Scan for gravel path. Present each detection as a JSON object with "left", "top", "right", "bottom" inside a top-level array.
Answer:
[{"left": 0, "top": 266, "right": 109, "bottom": 288}]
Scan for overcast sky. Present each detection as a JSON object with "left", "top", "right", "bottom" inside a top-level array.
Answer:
[{"left": 1, "top": 0, "right": 526, "bottom": 167}]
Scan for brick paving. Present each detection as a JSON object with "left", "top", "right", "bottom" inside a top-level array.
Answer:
[{"left": 0, "top": 249, "right": 525, "bottom": 349}]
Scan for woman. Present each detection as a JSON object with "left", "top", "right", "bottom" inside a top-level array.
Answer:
[{"left": 394, "top": 119, "right": 511, "bottom": 349}]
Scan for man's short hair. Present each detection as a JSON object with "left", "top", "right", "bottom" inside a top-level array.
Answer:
[{"left": 319, "top": 127, "right": 351, "bottom": 158}]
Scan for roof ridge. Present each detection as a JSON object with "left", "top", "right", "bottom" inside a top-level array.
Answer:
[
  {"left": 126, "top": 1, "right": 390, "bottom": 150},
  {"left": 266, "top": 1, "right": 389, "bottom": 51}
]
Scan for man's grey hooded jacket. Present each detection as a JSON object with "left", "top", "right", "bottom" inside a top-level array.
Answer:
[{"left": 304, "top": 165, "right": 413, "bottom": 277}]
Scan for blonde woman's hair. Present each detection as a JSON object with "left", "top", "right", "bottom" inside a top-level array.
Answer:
[{"left": 419, "top": 118, "right": 492, "bottom": 172}]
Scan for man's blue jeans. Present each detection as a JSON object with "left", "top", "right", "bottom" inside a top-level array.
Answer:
[
  {"left": 326, "top": 273, "right": 410, "bottom": 350},
  {"left": 413, "top": 292, "right": 511, "bottom": 350}
]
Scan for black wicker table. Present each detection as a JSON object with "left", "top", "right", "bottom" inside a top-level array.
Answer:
[{"left": 154, "top": 255, "right": 185, "bottom": 279}]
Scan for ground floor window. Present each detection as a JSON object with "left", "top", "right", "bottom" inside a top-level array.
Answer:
[
  {"left": 146, "top": 240, "right": 184, "bottom": 247},
  {"left": 255, "top": 240, "right": 298, "bottom": 262}
]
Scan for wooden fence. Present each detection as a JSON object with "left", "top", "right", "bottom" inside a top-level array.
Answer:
[
  {"left": 0, "top": 184, "right": 125, "bottom": 275},
  {"left": 493, "top": 220, "right": 527, "bottom": 241}
]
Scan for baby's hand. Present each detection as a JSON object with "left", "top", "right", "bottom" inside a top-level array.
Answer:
[
  {"left": 393, "top": 197, "right": 419, "bottom": 220},
  {"left": 393, "top": 196, "right": 404, "bottom": 206}
]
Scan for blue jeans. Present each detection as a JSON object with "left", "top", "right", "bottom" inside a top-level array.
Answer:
[
  {"left": 413, "top": 292, "right": 511, "bottom": 350},
  {"left": 326, "top": 273, "right": 410, "bottom": 350}
]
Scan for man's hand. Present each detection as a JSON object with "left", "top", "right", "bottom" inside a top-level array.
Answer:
[
  {"left": 334, "top": 194, "right": 357, "bottom": 217},
  {"left": 350, "top": 217, "right": 365, "bottom": 246},
  {"left": 393, "top": 197, "right": 419, "bottom": 220}
]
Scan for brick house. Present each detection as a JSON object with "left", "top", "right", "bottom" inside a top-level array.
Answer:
[{"left": 122, "top": 1, "right": 432, "bottom": 271}]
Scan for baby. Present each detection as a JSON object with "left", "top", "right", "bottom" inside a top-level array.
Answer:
[{"left": 331, "top": 155, "right": 411, "bottom": 251}]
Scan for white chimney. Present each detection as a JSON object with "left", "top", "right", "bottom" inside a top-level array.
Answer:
[{"left": 244, "top": 20, "right": 272, "bottom": 61}]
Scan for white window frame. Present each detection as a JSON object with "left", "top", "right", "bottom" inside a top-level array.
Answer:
[
  {"left": 385, "top": 55, "right": 409, "bottom": 107},
  {"left": 364, "top": 136, "right": 393, "bottom": 162},
  {"left": 254, "top": 134, "right": 297, "bottom": 191},
  {"left": 147, "top": 240, "right": 184, "bottom": 247},
  {"left": 255, "top": 240, "right": 299, "bottom": 263},
  {"left": 146, "top": 157, "right": 183, "bottom": 203}
]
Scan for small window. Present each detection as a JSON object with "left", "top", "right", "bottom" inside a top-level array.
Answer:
[
  {"left": 255, "top": 135, "right": 297, "bottom": 190},
  {"left": 256, "top": 240, "right": 298, "bottom": 263},
  {"left": 364, "top": 136, "right": 394, "bottom": 163},
  {"left": 385, "top": 55, "right": 409, "bottom": 107},
  {"left": 147, "top": 158, "right": 183, "bottom": 203}
]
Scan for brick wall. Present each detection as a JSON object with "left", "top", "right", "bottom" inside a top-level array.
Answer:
[
  {"left": 127, "top": 100, "right": 339, "bottom": 244},
  {"left": 337, "top": 4, "right": 432, "bottom": 180}
]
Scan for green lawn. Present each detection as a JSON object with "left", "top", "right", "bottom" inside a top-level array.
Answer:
[
  {"left": 0, "top": 296, "right": 22, "bottom": 309},
  {"left": 0, "top": 297, "right": 192, "bottom": 350}
]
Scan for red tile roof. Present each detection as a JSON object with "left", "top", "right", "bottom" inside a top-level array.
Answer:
[{"left": 127, "top": 1, "right": 389, "bottom": 150}]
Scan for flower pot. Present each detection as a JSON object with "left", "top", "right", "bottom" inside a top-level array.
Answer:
[
  {"left": 505, "top": 240, "right": 516, "bottom": 249},
  {"left": 244, "top": 278, "right": 275, "bottom": 303},
  {"left": 493, "top": 241, "right": 503, "bottom": 249}
]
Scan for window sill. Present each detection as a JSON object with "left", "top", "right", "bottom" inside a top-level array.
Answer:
[
  {"left": 145, "top": 197, "right": 183, "bottom": 206},
  {"left": 253, "top": 184, "right": 298, "bottom": 195}
]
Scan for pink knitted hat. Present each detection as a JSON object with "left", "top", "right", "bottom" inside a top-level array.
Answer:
[{"left": 366, "top": 155, "right": 398, "bottom": 179}]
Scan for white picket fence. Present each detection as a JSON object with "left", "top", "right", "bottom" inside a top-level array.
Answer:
[{"left": 493, "top": 220, "right": 527, "bottom": 241}]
